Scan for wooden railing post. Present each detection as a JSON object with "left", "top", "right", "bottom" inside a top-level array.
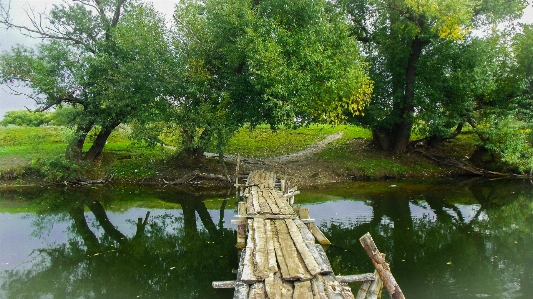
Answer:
[
  {"left": 236, "top": 201, "right": 247, "bottom": 249},
  {"left": 359, "top": 233, "right": 405, "bottom": 299}
]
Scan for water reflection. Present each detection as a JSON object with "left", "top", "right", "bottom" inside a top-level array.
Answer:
[
  {"left": 1, "top": 179, "right": 532, "bottom": 298},
  {"left": 0, "top": 187, "right": 237, "bottom": 299},
  {"left": 304, "top": 179, "right": 533, "bottom": 299}
]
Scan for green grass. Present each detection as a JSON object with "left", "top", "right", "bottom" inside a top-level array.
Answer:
[
  {"left": 224, "top": 124, "right": 370, "bottom": 158},
  {"left": 0, "top": 123, "right": 473, "bottom": 182}
]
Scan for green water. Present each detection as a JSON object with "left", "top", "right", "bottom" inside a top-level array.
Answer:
[{"left": 1, "top": 178, "right": 532, "bottom": 298}]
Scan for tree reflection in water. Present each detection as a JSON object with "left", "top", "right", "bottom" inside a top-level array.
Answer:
[
  {"left": 314, "top": 179, "right": 533, "bottom": 299},
  {"left": 0, "top": 187, "right": 237, "bottom": 299},
  {"left": 2, "top": 180, "right": 533, "bottom": 299}
]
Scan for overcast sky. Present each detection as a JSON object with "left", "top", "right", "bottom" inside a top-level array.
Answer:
[{"left": 0, "top": 0, "right": 532, "bottom": 120}]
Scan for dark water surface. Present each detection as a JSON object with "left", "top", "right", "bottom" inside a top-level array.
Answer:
[{"left": 1, "top": 178, "right": 532, "bottom": 298}]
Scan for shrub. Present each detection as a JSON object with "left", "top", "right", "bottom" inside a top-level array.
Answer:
[
  {"left": 31, "top": 156, "right": 87, "bottom": 182},
  {"left": 0, "top": 110, "right": 52, "bottom": 127}
]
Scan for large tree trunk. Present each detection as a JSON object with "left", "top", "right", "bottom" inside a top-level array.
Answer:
[
  {"left": 66, "top": 121, "right": 94, "bottom": 161},
  {"left": 373, "top": 36, "right": 423, "bottom": 155},
  {"left": 182, "top": 127, "right": 208, "bottom": 159},
  {"left": 84, "top": 121, "right": 120, "bottom": 162},
  {"left": 392, "top": 35, "right": 422, "bottom": 155}
]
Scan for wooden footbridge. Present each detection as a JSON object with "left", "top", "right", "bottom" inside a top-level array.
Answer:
[{"left": 213, "top": 170, "right": 405, "bottom": 299}]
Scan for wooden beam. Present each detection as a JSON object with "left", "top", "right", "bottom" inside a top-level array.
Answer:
[
  {"left": 359, "top": 233, "right": 405, "bottom": 299},
  {"left": 212, "top": 280, "right": 235, "bottom": 288},
  {"left": 335, "top": 273, "right": 375, "bottom": 283}
]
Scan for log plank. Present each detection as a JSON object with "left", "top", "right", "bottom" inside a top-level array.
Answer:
[
  {"left": 241, "top": 219, "right": 259, "bottom": 283},
  {"left": 286, "top": 219, "right": 321, "bottom": 276},
  {"left": 253, "top": 218, "right": 269, "bottom": 279},
  {"left": 274, "top": 220, "right": 308, "bottom": 280},
  {"left": 248, "top": 282, "right": 266, "bottom": 299},
  {"left": 293, "top": 281, "right": 313, "bottom": 299},
  {"left": 265, "top": 220, "right": 279, "bottom": 273}
]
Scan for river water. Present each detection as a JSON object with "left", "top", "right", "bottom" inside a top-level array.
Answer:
[{"left": 0, "top": 178, "right": 532, "bottom": 298}]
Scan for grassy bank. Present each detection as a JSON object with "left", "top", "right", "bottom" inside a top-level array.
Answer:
[{"left": 0, "top": 124, "right": 475, "bottom": 186}]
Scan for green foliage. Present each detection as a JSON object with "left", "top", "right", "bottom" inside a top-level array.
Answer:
[
  {"left": 31, "top": 156, "right": 88, "bottom": 182},
  {"left": 480, "top": 116, "right": 533, "bottom": 173},
  {"left": 0, "top": 110, "right": 52, "bottom": 127},
  {"left": 48, "top": 105, "right": 84, "bottom": 127},
  {"left": 339, "top": 0, "right": 528, "bottom": 154},
  {"left": 172, "top": 0, "right": 372, "bottom": 156},
  {"left": 1, "top": 1, "right": 177, "bottom": 161}
]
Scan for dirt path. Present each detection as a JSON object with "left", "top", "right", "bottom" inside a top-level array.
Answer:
[
  {"left": 265, "top": 132, "right": 343, "bottom": 163},
  {"left": 203, "top": 132, "right": 344, "bottom": 165}
]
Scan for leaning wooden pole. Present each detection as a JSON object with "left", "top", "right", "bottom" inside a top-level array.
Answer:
[{"left": 359, "top": 233, "right": 405, "bottom": 299}]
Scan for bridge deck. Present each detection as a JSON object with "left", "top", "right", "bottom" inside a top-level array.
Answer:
[{"left": 233, "top": 170, "right": 355, "bottom": 298}]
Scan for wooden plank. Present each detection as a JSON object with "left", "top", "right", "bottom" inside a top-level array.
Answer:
[
  {"left": 306, "top": 244, "right": 333, "bottom": 274},
  {"left": 273, "top": 190, "right": 295, "bottom": 215},
  {"left": 366, "top": 269, "right": 384, "bottom": 299},
  {"left": 234, "top": 281, "right": 249, "bottom": 299},
  {"left": 340, "top": 285, "right": 356, "bottom": 299},
  {"left": 236, "top": 249, "right": 246, "bottom": 281},
  {"left": 295, "top": 245, "right": 315, "bottom": 281},
  {"left": 265, "top": 272, "right": 282, "bottom": 299},
  {"left": 294, "top": 218, "right": 315, "bottom": 244},
  {"left": 286, "top": 219, "right": 321, "bottom": 276},
  {"left": 281, "top": 281, "right": 294, "bottom": 299},
  {"left": 274, "top": 220, "right": 307, "bottom": 280},
  {"left": 253, "top": 218, "right": 269, "bottom": 279},
  {"left": 359, "top": 233, "right": 405, "bottom": 299},
  {"left": 241, "top": 219, "right": 259, "bottom": 283},
  {"left": 212, "top": 280, "right": 236, "bottom": 288},
  {"left": 257, "top": 190, "right": 272, "bottom": 214},
  {"left": 336, "top": 273, "right": 375, "bottom": 283},
  {"left": 293, "top": 281, "right": 313, "bottom": 299},
  {"left": 321, "top": 274, "right": 344, "bottom": 299},
  {"left": 246, "top": 214, "right": 294, "bottom": 220},
  {"left": 299, "top": 208, "right": 331, "bottom": 245},
  {"left": 247, "top": 191, "right": 256, "bottom": 215},
  {"left": 355, "top": 281, "right": 371, "bottom": 299},
  {"left": 310, "top": 277, "right": 322, "bottom": 299},
  {"left": 272, "top": 220, "right": 291, "bottom": 280},
  {"left": 252, "top": 187, "right": 262, "bottom": 215},
  {"left": 309, "top": 222, "right": 331, "bottom": 245},
  {"left": 266, "top": 190, "right": 281, "bottom": 214},
  {"left": 248, "top": 282, "right": 266, "bottom": 299},
  {"left": 264, "top": 220, "right": 278, "bottom": 273},
  {"left": 312, "top": 276, "right": 328, "bottom": 299}
]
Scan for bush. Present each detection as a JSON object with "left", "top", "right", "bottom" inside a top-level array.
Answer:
[
  {"left": 1, "top": 110, "right": 52, "bottom": 127},
  {"left": 481, "top": 116, "right": 533, "bottom": 173},
  {"left": 31, "top": 156, "right": 87, "bottom": 182}
]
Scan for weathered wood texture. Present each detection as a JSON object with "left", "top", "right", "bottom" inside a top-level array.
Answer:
[
  {"left": 225, "top": 170, "right": 374, "bottom": 299},
  {"left": 360, "top": 233, "right": 405, "bottom": 299}
]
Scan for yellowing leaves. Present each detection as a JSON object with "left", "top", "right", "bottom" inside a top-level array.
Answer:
[{"left": 403, "top": 0, "right": 478, "bottom": 40}]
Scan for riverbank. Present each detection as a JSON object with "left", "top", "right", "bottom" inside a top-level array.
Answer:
[{"left": 0, "top": 124, "right": 502, "bottom": 188}]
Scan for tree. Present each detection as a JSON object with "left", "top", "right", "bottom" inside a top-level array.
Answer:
[
  {"left": 338, "top": 0, "right": 528, "bottom": 155},
  {"left": 172, "top": 0, "right": 373, "bottom": 156},
  {"left": 467, "top": 24, "right": 533, "bottom": 173},
  {"left": 0, "top": 0, "right": 175, "bottom": 161}
]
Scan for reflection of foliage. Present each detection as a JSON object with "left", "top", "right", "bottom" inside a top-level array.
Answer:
[
  {"left": 318, "top": 180, "right": 533, "bottom": 298},
  {"left": 0, "top": 187, "right": 237, "bottom": 299}
]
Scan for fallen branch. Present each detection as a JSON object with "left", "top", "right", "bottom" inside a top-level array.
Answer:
[
  {"left": 163, "top": 171, "right": 231, "bottom": 185},
  {"left": 413, "top": 148, "right": 510, "bottom": 177},
  {"left": 62, "top": 173, "right": 114, "bottom": 186}
]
